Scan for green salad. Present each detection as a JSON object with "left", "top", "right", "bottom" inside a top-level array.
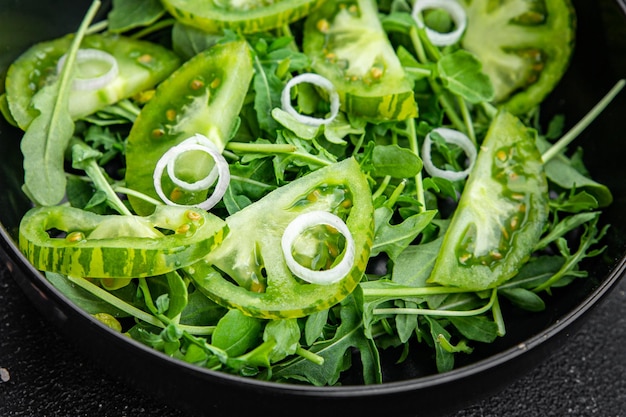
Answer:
[{"left": 2, "top": 0, "right": 623, "bottom": 385}]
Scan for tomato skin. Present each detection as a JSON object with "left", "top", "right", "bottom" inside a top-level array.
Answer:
[
  {"left": 18, "top": 205, "right": 227, "bottom": 279},
  {"left": 303, "top": 0, "right": 418, "bottom": 122},
  {"left": 187, "top": 157, "right": 374, "bottom": 319},
  {"left": 162, "top": 0, "right": 327, "bottom": 34},
  {"left": 125, "top": 40, "right": 254, "bottom": 216},
  {"left": 5, "top": 34, "right": 181, "bottom": 130},
  {"left": 428, "top": 111, "right": 549, "bottom": 291}
]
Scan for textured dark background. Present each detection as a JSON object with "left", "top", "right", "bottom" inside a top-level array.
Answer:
[{"left": 1, "top": 263, "right": 625, "bottom": 417}]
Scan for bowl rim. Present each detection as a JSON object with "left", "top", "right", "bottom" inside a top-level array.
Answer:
[{"left": 2, "top": 216, "right": 625, "bottom": 397}]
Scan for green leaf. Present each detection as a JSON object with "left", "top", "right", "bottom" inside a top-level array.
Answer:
[
  {"left": 371, "top": 207, "right": 437, "bottom": 260},
  {"left": 448, "top": 315, "right": 499, "bottom": 343},
  {"left": 544, "top": 155, "right": 613, "bottom": 207},
  {"left": 46, "top": 272, "right": 137, "bottom": 317},
  {"left": 271, "top": 297, "right": 382, "bottom": 385},
  {"left": 499, "top": 287, "right": 546, "bottom": 312},
  {"left": 21, "top": 2, "right": 100, "bottom": 206},
  {"left": 370, "top": 144, "right": 423, "bottom": 178},
  {"left": 21, "top": 82, "right": 75, "bottom": 206},
  {"left": 263, "top": 319, "right": 301, "bottom": 363},
  {"left": 535, "top": 212, "right": 600, "bottom": 251},
  {"left": 272, "top": 107, "right": 320, "bottom": 140},
  {"left": 212, "top": 309, "right": 262, "bottom": 357},
  {"left": 108, "top": 0, "right": 165, "bottom": 33},
  {"left": 437, "top": 50, "right": 495, "bottom": 103},
  {"left": 172, "top": 22, "right": 222, "bottom": 60},
  {"left": 179, "top": 290, "right": 226, "bottom": 326},
  {"left": 424, "top": 316, "right": 455, "bottom": 373},
  {"left": 392, "top": 236, "right": 444, "bottom": 287},
  {"left": 304, "top": 309, "right": 329, "bottom": 346}
]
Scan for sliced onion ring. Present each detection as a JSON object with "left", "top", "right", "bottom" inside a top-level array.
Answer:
[
  {"left": 153, "top": 134, "right": 230, "bottom": 211},
  {"left": 281, "top": 211, "right": 355, "bottom": 285},
  {"left": 281, "top": 73, "right": 340, "bottom": 126},
  {"left": 411, "top": 0, "right": 468, "bottom": 47},
  {"left": 422, "top": 127, "right": 476, "bottom": 181},
  {"left": 57, "top": 48, "right": 119, "bottom": 91}
]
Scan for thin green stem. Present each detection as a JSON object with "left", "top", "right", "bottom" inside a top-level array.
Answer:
[
  {"left": 112, "top": 185, "right": 164, "bottom": 207},
  {"left": 87, "top": 19, "right": 108, "bottom": 34},
  {"left": 542, "top": 79, "right": 625, "bottom": 163},
  {"left": 226, "top": 142, "right": 297, "bottom": 154},
  {"left": 361, "top": 285, "right": 474, "bottom": 298},
  {"left": 67, "top": 275, "right": 163, "bottom": 327},
  {"left": 373, "top": 288, "right": 497, "bottom": 317},
  {"left": 372, "top": 176, "right": 392, "bottom": 201},
  {"left": 295, "top": 346, "right": 325, "bottom": 365},
  {"left": 404, "top": 67, "right": 433, "bottom": 78},
  {"left": 83, "top": 159, "right": 132, "bottom": 215},
  {"left": 407, "top": 119, "right": 427, "bottom": 211},
  {"left": 409, "top": 26, "right": 464, "bottom": 132},
  {"left": 458, "top": 95, "right": 476, "bottom": 145},
  {"left": 131, "top": 18, "right": 176, "bottom": 39}
]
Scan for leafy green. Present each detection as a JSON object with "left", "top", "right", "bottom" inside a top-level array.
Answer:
[
  {"left": 107, "top": 0, "right": 165, "bottom": 33},
  {"left": 21, "top": 1, "right": 101, "bottom": 206}
]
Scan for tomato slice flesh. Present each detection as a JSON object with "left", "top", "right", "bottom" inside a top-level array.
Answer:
[
  {"left": 428, "top": 111, "right": 548, "bottom": 291},
  {"left": 162, "top": 0, "right": 326, "bottom": 34},
  {"left": 5, "top": 34, "right": 181, "bottom": 130},
  {"left": 125, "top": 40, "right": 254, "bottom": 216},
  {"left": 460, "top": 0, "right": 576, "bottom": 115},
  {"left": 303, "top": 0, "right": 418, "bottom": 122},
  {"left": 187, "top": 158, "right": 374, "bottom": 319}
]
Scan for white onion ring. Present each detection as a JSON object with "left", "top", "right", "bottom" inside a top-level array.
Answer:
[
  {"left": 412, "top": 0, "right": 468, "bottom": 46},
  {"left": 422, "top": 127, "right": 476, "bottom": 181},
  {"left": 281, "top": 73, "right": 340, "bottom": 126},
  {"left": 281, "top": 211, "right": 355, "bottom": 285},
  {"left": 153, "top": 134, "right": 230, "bottom": 211},
  {"left": 57, "top": 48, "right": 119, "bottom": 91}
]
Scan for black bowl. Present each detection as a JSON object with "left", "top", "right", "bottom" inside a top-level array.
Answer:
[{"left": 1, "top": 1, "right": 625, "bottom": 416}]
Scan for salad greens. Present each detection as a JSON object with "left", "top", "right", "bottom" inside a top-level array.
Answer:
[{"left": 3, "top": 0, "right": 624, "bottom": 385}]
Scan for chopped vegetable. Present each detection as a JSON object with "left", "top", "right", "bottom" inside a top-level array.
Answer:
[
  {"left": 188, "top": 157, "right": 374, "bottom": 319},
  {"left": 303, "top": 0, "right": 418, "bottom": 121},
  {"left": 153, "top": 134, "right": 231, "bottom": 211},
  {"left": 5, "top": 0, "right": 620, "bottom": 386},
  {"left": 428, "top": 111, "right": 549, "bottom": 290},
  {"left": 5, "top": 33, "right": 181, "bottom": 129},
  {"left": 281, "top": 73, "right": 340, "bottom": 126},
  {"left": 161, "top": 0, "right": 327, "bottom": 34},
  {"left": 125, "top": 39, "right": 254, "bottom": 215},
  {"left": 459, "top": 0, "right": 576, "bottom": 114},
  {"left": 56, "top": 49, "right": 119, "bottom": 91},
  {"left": 19, "top": 205, "right": 227, "bottom": 279},
  {"left": 412, "top": 0, "right": 468, "bottom": 46}
]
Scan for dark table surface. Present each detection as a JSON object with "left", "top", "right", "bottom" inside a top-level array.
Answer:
[{"left": 1, "top": 259, "right": 625, "bottom": 417}]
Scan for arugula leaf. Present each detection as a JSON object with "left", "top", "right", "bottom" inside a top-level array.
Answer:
[
  {"left": 371, "top": 207, "right": 437, "bottom": 260},
  {"left": 212, "top": 309, "right": 262, "bottom": 357},
  {"left": 369, "top": 144, "right": 423, "bottom": 178},
  {"left": 21, "top": 1, "right": 101, "bottom": 206},
  {"left": 437, "top": 50, "right": 495, "bottom": 103},
  {"left": 271, "top": 297, "right": 382, "bottom": 385},
  {"left": 107, "top": 0, "right": 165, "bottom": 33}
]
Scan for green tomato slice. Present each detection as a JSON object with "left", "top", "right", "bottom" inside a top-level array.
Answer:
[
  {"left": 187, "top": 157, "right": 374, "bottom": 319},
  {"left": 19, "top": 205, "right": 227, "bottom": 279},
  {"left": 428, "top": 111, "right": 548, "bottom": 291},
  {"left": 125, "top": 40, "right": 254, "bottom": 216},
  {"left": 161, "top": 0, "right": 326, "bottom": 34},
  {"left": 5, "top": 34, "right": 181, "bottom": 130},
  {"left": 460, "top": 0, "right": 576, "bottom": 115},
  {"left": 303, "top": 0, "right": 418, "bottom": 122}
]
